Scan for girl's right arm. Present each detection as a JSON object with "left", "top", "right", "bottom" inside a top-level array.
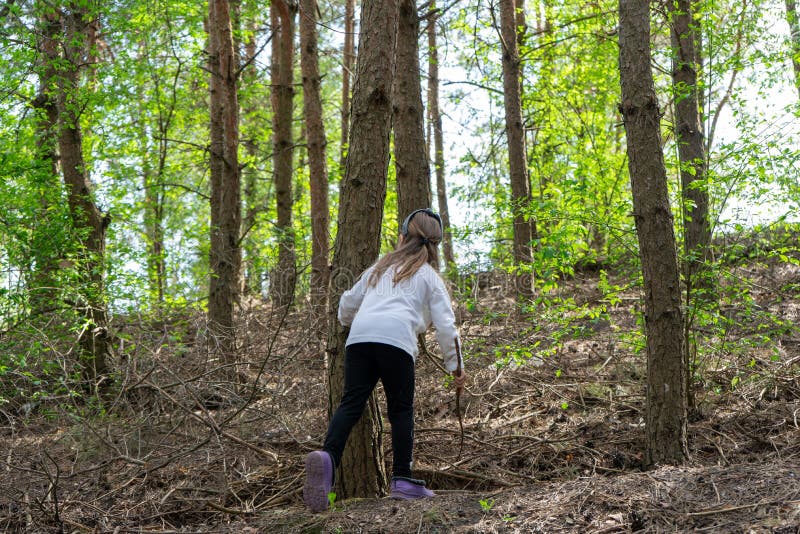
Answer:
[{"left": 429, "top": 276, "right": 461, "bottom": 372}]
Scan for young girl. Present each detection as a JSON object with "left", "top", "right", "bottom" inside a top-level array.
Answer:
[{"left": 304, "top": 209, "right": 467, "bottom": 512}]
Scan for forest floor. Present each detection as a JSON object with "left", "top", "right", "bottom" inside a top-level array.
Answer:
[{"left": 1, "top": 251, "right": 800, "bottom": 533}]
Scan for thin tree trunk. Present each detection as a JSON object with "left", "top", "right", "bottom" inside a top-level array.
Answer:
[
  {"left": 516, "top": 0, "right": 527, "bottom": 97},
  {"left": 619, "top": 0, "right": 689, "bottom": 467},
  {"left": 208, "top": 0, "right": 242, "bottom": 368},
  {"left": 136, "top": 42, "right": 168, "bottom": 309},
  {"left": 393, "top": 0, "right": 431, "bottom": 224},
  {"left": 58, "top": 5, "right": 111, "bottom": 383},
  {"left": 341, "top": 0, "right": 356, "bottom": 173},
  {"left": 327, "top": 0, "right": 397, "bottom": 499},
  {"left": 151, "top": 130, "right": 167, "bottom": 307},
  {"left": 786, "top": 0, "right": 800, "bottom": 98},
  {"left": 300, "top": 0, "right": 331, "bottom": 323},
  {"left": 269, "top": 0, "right": 297, "bottom": 308},
  {"left": 240, "top": 14, "right": 262, "bottom": 297},
  {"left": 670, "top": 0, "right": 713, "bottom": 306},
  {"left": 426, "top": 6, "right": 455, "bottom": 268},
  {"left": 533, "top": 0, "right": 553, "bottom": 237},
  {"left": 499, "top": 0, "right": 534, "bottom": 297},
  {"left": 30, "top": 6, "right": 62, "bottom": 313},
  {"left": 142, "top": 138, "right": 166, "bottom": 307}
]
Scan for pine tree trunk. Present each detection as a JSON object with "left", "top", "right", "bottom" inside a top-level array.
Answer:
[
  {"left": 393, "top": 0, "right": 431, "bottom": 223},
  {"left": 619, "top": 0, "right": 689, "bottom": 467},
  {"left": 208, "top": 0, "right": 242, "bottom": 368},
  {"left": 58, "top": 6, "right": 111, "bottom": 383},
  {"left": 341, "top": 0, "right": 356, "bottom": 173},
  {"left": 499, "top": 0, "right": 534, "bottom": 297},
  {"left": 786, "top": 0, "right": 800, "bottom": 99},
  {"left": 327, "top": 0, "right": 397, "bottom": 499},
  {"left": 426, "top": 6, "right": 455, "bottom": 269},
  {"left": 269, "top": 0, "right": 297, "bottom": 308},
  {"left": 669, "top": 0, "right": 713, "bottom": 305},
  {"left": 300, "top": 0, "right": 331, "bottom": 323},
  {"left": 240, "top": 17, "right": 262, "bottom": 297}
]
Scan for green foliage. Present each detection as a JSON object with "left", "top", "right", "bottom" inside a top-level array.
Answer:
[
  {"left": 446, "top": 1, "right": 635, "bottom": 278},
  {"left": 682, "top": 224, "right": 800, "bottom": 397}
]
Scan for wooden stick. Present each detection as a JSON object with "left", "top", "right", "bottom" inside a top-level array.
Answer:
[{"left": 454, "top": 336, "right": 464, "bottom": 459}]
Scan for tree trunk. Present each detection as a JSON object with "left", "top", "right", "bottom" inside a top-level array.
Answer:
[
  {"left": 240, "top": 15, "right": 262, "bottom": 297},
  {"left": 426, "top": 6, "right": 455, "bottom": 269},
  {"left": 269, "top": 0, "right": 297, "bottom": 308},
  {"left": 142, "top": 138, "right": 166, "bottom": 308},
  {"left": 516, "top": 0, "right": 528, "bottom": 97},
  {"left": 57, "top": 5, "right": 111, "bottom": 383},
  {"left": 499, "top": 0, "right": 534, "bottom": 297},
  {"left": 136, "top": 40, "right": 167, "bottom": 309},
  {"left": 208, "top": 0, "right": 242, "bottom": 368},
  {"left": 786, "top": 0, "right": 800, "bottom": 99},
  {"left": 619, "top": 0, "right": 689, "bottom": 467},
  {"left": 341, "top": 0, "right": 356, "bottom": 173},
  {"left": 669, "top": 0, "right": 713, "bottom": 306},
  {"left": 29, "top": 6, "right": 62, "bottom": 313},
  {"left": 300, "top": 0, "right": 331, "bottom": 323},
  {"left": 532, "top": 0, "right": 553, "bottom": 237},
  {"left": 393, "top": 0, "right": 431, "bottom": 224},
  {"left": 327, "top": 0, "right": 397, "bottom": 499}
]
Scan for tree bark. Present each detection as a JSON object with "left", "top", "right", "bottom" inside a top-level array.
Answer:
[
  {"left": 786, "top": 0, "right": 800, "bottom": 99},
  {"left": 240, "top": 12, "right": 263, "bottom": 297},
  {"left": 29, "top": 5, "right": 62, "bottom": 313},
  {"left": 619, "top": 0, "right": 689, "bottom": 467},
  {"left": 134, "top": 42, "right": 168, "bottom": 309},
  {"left": 499, "top": 0, "right": 534, "bottom": 297},
  {"left": 669, "top": 0, "right": 713, "bottom": 305},
  {"left": 269, "top": 0, "right": 297, "bottom": 308},
  {"left": 341, "top": 0, "right": 356, "bottom": 173},
  {"left": 142, "top": 131, "right": 166, "bottom": 307},
  {"left": 57, "top": 5, "right": 111, "bottom": 383},
  {"left": 208, "top": 0, "right": 242, "bottom": 367},
  {"left": 516, "top": 0, "right": 528, "bottom": 98},
  {"left": 326, "top": 0, "right": 397, "bottom": 499},
  {"left": 426, "top": 6, "right": 455, "bottom": 268},
  {"left": 300, "top": 0, "right": 331, "bottom": 323},
  {"left": 393, "top": 0, "right": 432, "bottom": 224},
  {"left": 532, "top": 0, "right": 553, "bottom": 237}
]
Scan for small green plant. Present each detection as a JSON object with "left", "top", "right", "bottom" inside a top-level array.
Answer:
[
  {"left": 327, "top": 491, "right": 338, "bottom": 511},
  {"left": 479, "top": 497, "right": 495, "bottom": 513}
]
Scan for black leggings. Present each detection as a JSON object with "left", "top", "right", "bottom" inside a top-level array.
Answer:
[{"left": 323, "top": 342, "right": 415, "bottom": 478}]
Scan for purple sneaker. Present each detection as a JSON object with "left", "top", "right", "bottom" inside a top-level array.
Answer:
[
  {"left": 390, "top": 477, "right": 435, "bottom": 499},
  {"left": 304, "top": 451, "right": 333, "bottom": 512}
]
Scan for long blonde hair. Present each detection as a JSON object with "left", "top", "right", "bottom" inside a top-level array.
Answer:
[{"left": 369, "top": 211, "right": 442, "bottom": 286}]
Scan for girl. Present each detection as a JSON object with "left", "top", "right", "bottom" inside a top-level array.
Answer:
[{"left": 304, "top": 209, "right": 467, "bottom": 512}]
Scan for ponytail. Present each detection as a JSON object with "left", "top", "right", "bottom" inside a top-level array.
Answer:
[{"left": 368, "top": 212, "right": 442, "bottom": 286}]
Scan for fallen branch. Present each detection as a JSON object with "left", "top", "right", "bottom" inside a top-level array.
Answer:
[{"left": 686, "top": 498, "right": 800, "bottom": 517}]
